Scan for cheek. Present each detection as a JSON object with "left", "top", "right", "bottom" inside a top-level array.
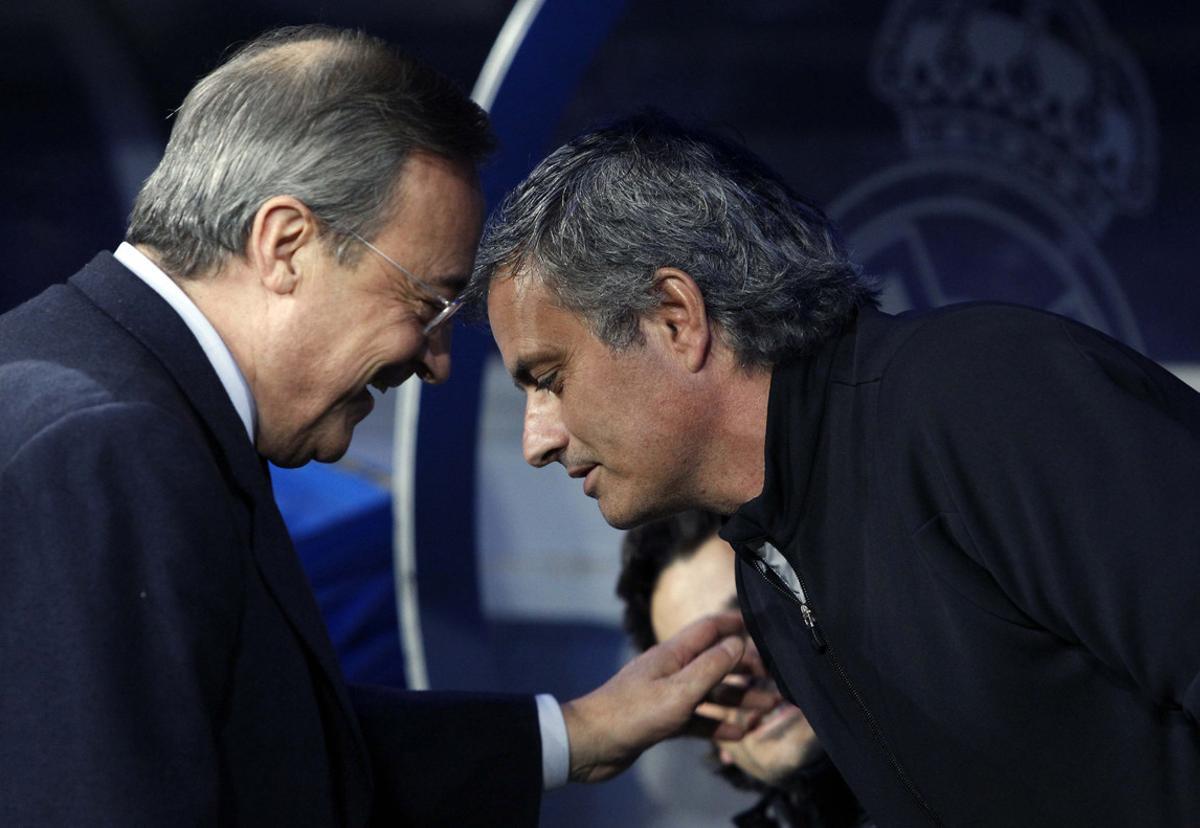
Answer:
[
  {"left": 373, "top": 317, "right": 427, "bottom": 363},
  {"left": 328, "top": 325, "right": 418, "bottom": 388},
  {"left": 572, "top": 401, "right": 642, "bottom": 456},
  {"left": 715, "top": 737, "right": 758, "bottom": 769}
]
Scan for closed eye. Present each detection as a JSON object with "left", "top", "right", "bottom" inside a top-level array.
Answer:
[
  {"left": 535, "top": 371, "right": 560, "bottom": 394},
  {"left": 420, "top": 297, "right": 446, "bottom": 319}
]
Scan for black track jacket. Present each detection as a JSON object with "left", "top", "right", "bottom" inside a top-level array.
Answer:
[{"left": 724, "top": 303, "right": 1200, "bottom": 826}]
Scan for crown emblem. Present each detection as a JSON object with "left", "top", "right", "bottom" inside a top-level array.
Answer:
[{"left": 871, "top": 0, "right": 1157, "bottom": 233}]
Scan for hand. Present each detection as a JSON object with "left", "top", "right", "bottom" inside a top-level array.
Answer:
[
  {"left": 690, "top": 670, "right": 784, "bottom": 741},
  {"left": 559, "top": 611, "right": 777, "bottom": 783}
]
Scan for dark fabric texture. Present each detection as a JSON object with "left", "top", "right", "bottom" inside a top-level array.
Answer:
[
  {"left": 731, "top": 755, "right": 869, "bottom": 828},
  {"left": 350, "top": 685, "right": 541, "bottom": 826},
  {"left": 723, "top": 303, "right": 1200, "bottom": 827},
  {"left": 0, "top": 252, "right": 541, "bottom": 826}
]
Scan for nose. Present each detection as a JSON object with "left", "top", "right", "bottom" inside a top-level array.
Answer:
[
  {"left": 418, "top": 323, "right": 453, "bottom": 384},
  {"left": 522, "top": 391, "right": 568, "bottom": 467}
]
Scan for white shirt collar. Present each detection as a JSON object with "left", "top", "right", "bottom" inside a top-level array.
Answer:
[{"left": 113, "top": 242, "right": 258, "bottom": 443}]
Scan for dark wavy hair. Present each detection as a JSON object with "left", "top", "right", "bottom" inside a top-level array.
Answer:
[{"left": 468, "top": 111, "right": 876, "bottom": 367}]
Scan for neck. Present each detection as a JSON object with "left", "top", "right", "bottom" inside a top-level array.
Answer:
[
  {"left": 692, "top": 361, "right": 772, "bottom": 515},
  {"left": 137, "top": 244, "right": 262, "bottom": 392}
]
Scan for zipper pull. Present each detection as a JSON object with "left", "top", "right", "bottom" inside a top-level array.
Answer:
[
  {"left": 800, "top": 603, "right": 827, "bottom": 654},
  {"left": 754, "top": 558, "right": 827, "bottom": 653}
]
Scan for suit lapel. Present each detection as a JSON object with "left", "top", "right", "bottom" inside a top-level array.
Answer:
[
  {"left": 70, "top": 254, "right": 263, "bottom": 498},
  {"left": 71, "top": 253, "right": 372, "bottom": 818}
]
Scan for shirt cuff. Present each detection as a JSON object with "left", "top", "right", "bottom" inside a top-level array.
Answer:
[{"left": 535, "top": 693, "right": 570, "bottom": 790}]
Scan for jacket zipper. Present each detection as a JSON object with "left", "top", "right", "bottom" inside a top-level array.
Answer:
[
  {"left": 751, "top": 556, "right": 944, "bottom": 826},
  {"left": 753, "top": 558, "right": 826, "bottom": 652}
]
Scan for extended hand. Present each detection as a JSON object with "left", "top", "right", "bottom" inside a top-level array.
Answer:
[{"left": 560, "top": 611, "right": 776, "bottom": 783}]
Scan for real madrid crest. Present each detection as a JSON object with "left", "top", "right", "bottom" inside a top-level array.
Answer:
[{"left": 830, "top": 0, "right": 1158, "bottom": 351}]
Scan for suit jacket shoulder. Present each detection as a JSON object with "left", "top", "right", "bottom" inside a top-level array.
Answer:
[{"left": 0, "top": 253, "right": 544, "bottom": 826}]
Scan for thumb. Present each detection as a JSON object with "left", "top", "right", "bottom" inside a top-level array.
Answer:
[
  {"left": 653, "top": 611, "right": 745, "bottom": 677},
  {"left": 672, "top": 635, "right": 744, "bottom": 703}
]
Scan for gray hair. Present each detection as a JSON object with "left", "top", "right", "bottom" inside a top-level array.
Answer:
[
  {"left": 468, "top": 114, "right": 875, "bottom": 367},
  {"left": 127, "top": 25, "right": 493, "bottom": 278}
]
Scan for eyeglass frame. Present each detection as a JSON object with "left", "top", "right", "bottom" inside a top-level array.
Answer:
[{"left": 341, "top": 229, "right": 463, "bottom": 335}]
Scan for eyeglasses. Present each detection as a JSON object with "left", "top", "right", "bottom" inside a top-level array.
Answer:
[{"left": 345, "top": 230, "right": 463, "bottom": 335}]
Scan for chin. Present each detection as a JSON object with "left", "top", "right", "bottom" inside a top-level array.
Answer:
[
  {"left": 267, "top": 454, "right": 307, "bottom": 469},
  {"left": 598, "top": 508, "right": 636, "bottom": 531},
  {"left": 258, "top": 438, "right": 305, "bottom": 469},
  {"left": 310, "top": 439, "right": 352, "bottom": 465},
  {"left": 599, "top": 496, "right": 685, "bottom": 531},
  {"left": 260, "top": 432, "right": 351, "bottom": 468},
  {"left": 597, "top": 497, "right": 648, "bottom": 531}
]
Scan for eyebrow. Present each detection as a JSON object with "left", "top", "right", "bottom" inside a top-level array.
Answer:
[
  {"left": 428, "top": 273, "right": 470, "bottom": 297},
  {"left": 510, "top": 361, "right": 535, "bottom": 391}
]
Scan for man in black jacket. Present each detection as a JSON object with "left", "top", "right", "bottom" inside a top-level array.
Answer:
[
  {"left": 474, "top": 113, "right": 1200, "bottom": 826},
  {"left": 0, "top": 33, "right": 761, "bottom": 825}
]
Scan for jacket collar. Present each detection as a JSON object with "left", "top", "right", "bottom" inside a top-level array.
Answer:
[
  {"left": 721, "top": 313, "right": 858, "bottom": 550},
  {"left": 70, "top": 253, "right": 265, "bottom": 498},
  {"left": 70, "top": 252, "right": 372, "bottom": 815}
]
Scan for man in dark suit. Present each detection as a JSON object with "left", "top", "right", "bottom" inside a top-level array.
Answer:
[
  {"left": 475, "top": 115, "right": 1200, "bottom": 825},
  {"left": 0, "top": 28, "right": 760, "bottom": 826}
]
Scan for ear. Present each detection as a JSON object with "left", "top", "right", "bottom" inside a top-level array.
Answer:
[
  {"left": 245, "top": 196, "right": 321, "bottom": 295},
  {"left": 647, "top": 267, "right": 711, "bottom": 373}
]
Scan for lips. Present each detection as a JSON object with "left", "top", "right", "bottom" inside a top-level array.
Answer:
[
  {"left": 369, "top": 367, "right": 413, "bottom": 396},
  {"left": 566, "top": 463, "right": 599, "bottom": 496},
  {"left": 352, "top": 386, "right": 375, "bottom": 420},
  {"left": 753, "top": 702, "right": 804, "bottom": 739}
]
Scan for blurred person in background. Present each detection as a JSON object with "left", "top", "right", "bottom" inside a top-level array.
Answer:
[{"left": 619, "top": 511, "right": 870, "bottom": 828}]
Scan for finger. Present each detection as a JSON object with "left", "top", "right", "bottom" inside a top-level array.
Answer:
[
  {"left": 707, "top": 609, "right": 746, "bottom": 638},
  {"left": 736, "top": 685, "right": 783, "bottom": 713},
  {"left": 680, "top": 713, "right": 722, "bottom": 740},
  {"left": 734, "top": 641, "right": 766, "bottom": 677},
  {"left": 705, "top": 682, "right": 746, "bottom": 707},
  {"left": 703, "top": 674, "right": 781, "bottom": 707},
  {"left": 705, "top": 679, "right": 753, "bottom": 707},
  {"left": 653, "top": 613, "right": 746, "bottom": 674},
  {"left": 700, "top": 689, "right": 780, "bottom": 719},
  {"left": 695, "top": 699, "right": 766, "bottom": 731},
  {"left": 717, "top": 671, "right": 752, "bottom": 688},
  {"left": 709, "top": 717, "right": 758, "bottom": 742},
  {"left": 660, "top": 634, "right": 745, "bottom": 709},
  {"left": 680, "top": 712, "right": 758, "bottom": 742}
]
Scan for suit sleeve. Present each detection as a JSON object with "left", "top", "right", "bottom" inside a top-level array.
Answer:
[
  {"left": 886, "top": 308, "right": 1200, "bottom": 723},
  {"left": 0, "top": 401, "right": 244, "bottom": 824},
  {"left": 349, "top": 684, "right": 542, "bottom": 827}
]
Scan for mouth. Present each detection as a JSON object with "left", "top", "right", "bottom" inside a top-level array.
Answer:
[
  {"left": 368, "top": 369, "right": 412, "bottom": 398},
  {"left": 351, "top": 386, "right": 375, "bottom": 420},
  {"left": 753, "top": 702, "right": 805, "bottom": 739},
  {"left": 566, "top": 464, "right": 599, "bottom": 498}
]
